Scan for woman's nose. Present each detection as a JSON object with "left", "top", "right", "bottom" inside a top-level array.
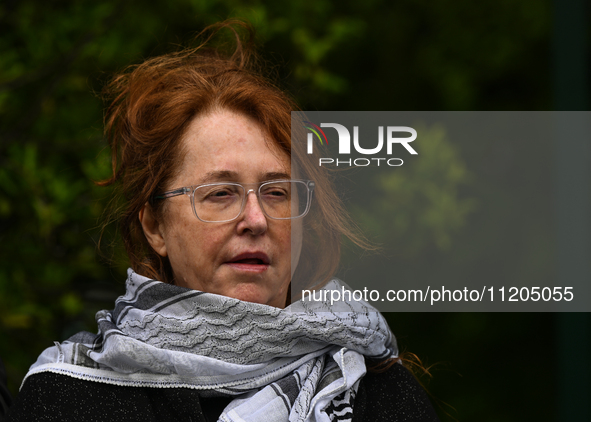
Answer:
[{"left": 237, "top": 190, "right": 268, "bottom": 235}]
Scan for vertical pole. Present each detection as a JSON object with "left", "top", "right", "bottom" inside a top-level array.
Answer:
[{"left": 553, "top": 0, "right": 591, "bottom": 420}]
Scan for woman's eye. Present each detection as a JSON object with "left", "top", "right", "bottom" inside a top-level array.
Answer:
[
  {"left": 211, "top": 190, "right": 230, "bottom": 197},
  {"left": 204, "top": 187, "right": 238, "bottom": 200},
  {"left": 209, "top": 191, "right": 233, "bottom": 199},
  {"left": 263, "top": 189, "right": 288, "bottom": 198}
]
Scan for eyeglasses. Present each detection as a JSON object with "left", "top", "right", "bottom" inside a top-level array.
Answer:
[{"left": 152, "top": 179, "right": 315, "bottom": 223}]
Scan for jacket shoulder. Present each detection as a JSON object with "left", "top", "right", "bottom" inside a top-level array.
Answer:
[
  {"left": 353, "top": 363, "right": 440, "bottom": 422},
  {"left": 5, "top": 371, "right": 210, "bottom": 422}
]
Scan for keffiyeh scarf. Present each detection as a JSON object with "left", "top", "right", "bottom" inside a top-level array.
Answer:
[{"left": 25, "top": 269, "right": 397, "bottom": 422}]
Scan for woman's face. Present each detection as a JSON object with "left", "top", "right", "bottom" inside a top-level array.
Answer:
[{"left": 141, "top": 109, "right": 300, "bottom": 308}]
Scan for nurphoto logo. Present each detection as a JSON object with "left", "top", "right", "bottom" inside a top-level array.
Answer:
[{"left": 304, "top": 122, "right": 418, "bottom": 167}]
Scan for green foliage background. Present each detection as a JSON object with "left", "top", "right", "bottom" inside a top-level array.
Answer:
[{"left": 0, "top": 1, "right": 579, "bottom": 421}]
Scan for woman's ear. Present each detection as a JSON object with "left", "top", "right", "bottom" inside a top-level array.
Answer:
[{"left": 139, "top": 204, "right": 168, "bottom": 256}]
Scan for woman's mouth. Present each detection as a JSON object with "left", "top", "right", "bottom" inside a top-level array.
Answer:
[{"left": 226, "top": 253, "right": 270, "bottom": 272}]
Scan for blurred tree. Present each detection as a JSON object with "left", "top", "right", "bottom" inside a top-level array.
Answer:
[{"left": 351, "top": 124, "right": 475, "bottom": 256}]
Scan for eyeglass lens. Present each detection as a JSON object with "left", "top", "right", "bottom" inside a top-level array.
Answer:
[{"left": 192, "top": 181, "right": 310, "bottom": 222}]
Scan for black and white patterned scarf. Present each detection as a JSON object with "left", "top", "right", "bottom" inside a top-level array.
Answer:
[{"left": 25, "top": 269, "right": 397, "bottom": 422}]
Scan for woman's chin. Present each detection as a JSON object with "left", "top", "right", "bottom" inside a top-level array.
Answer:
[{"left": 229, "top": 285, "right": 286, "bottom": 308}]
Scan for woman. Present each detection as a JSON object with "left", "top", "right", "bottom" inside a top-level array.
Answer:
[{"left": 6, "top": 22, "right": 439, "bottom": 422}]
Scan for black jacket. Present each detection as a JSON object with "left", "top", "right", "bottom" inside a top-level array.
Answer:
[{"left": 5, "top": 363, "right": 438, "bottom": 422}]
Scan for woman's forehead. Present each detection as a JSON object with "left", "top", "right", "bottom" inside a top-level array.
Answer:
[{"left": 176, "top": 110, "right": 291, "bottom": 185}]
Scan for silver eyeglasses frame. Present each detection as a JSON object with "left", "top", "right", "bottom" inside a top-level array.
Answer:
[{"left": 152, "top": 179, "right": 315, "bottom": 223}]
